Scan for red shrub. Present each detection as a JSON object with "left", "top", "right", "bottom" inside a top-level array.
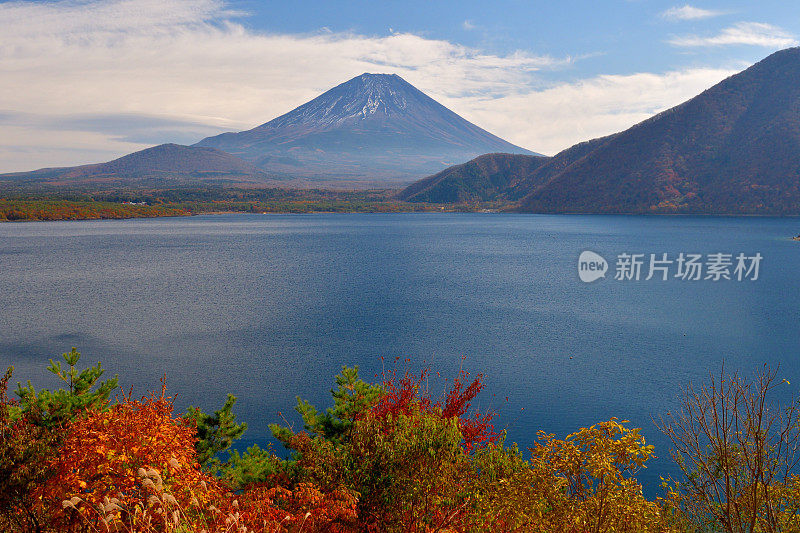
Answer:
[{"left": 372, "top": 358, "right": 499, "bottom": 452}]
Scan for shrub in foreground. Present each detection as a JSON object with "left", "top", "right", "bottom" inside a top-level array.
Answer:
[
  {"left": 1, "top": 350, "right": 358, "bottom": 533},
  {"left": 5, "top": 348, "right": 799, "bottom": 532},
  {"left": 270, "top": 362, "right": 661, "bottom": 532}
]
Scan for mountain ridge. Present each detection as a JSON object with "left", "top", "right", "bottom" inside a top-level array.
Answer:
[
  {"left": 518, "top": 46, "right": 800, "bottom": 213},
  {"left": 0, "top": 143, "right": 272, "bottom": 185}
]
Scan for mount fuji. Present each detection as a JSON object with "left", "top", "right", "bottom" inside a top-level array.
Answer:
[{"left": 195, "top": 73, "right": 536, "bottom": 182}]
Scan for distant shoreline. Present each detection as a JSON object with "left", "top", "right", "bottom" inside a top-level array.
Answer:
[
  {"left": 4, "top": 188, "right": 800, "bottom": 223},
  {"left": 5, "top": 204, "right": 800, "bottom": 223}
]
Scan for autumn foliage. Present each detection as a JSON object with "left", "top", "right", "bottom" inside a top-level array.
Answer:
[
  {"left": 370, "top": 361, "right": 499, "bottom": 451},
  {"left": 5, "top": 348, "right": 800, "bottom": 532},
  {"left": 268, "top": 361, "right": 662, "bottom": 532},
  {"left": 38, "top": 388, "right": 214, "bottom": 531},
  {"left": 1, "top": 353, "right": 358, "bottom": 533}
]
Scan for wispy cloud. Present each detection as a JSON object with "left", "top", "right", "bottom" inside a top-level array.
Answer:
[
  {"left": 1, "top": 110, "right": 229, "bottom": 146},
  {"left": 660, "top": 5, "right": 723, "bottom": 21},
  {"left": 670, "top": 22, "right": 798, "bottom": 47},
  {"left": 450, "top": 67, "right": 736, "bottom": 156},
  {"left": 463, "top": 20, "right": 476, "bottom": 30}
]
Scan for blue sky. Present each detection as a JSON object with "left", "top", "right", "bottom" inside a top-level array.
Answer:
[
  {"left": 0, "top": 0, "right": 798, "bottom": 172},
  {"left": 236, "top": 0, "right": 799, "bottom": 77}
]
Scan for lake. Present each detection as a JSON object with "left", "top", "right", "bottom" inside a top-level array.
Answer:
[{"left": 2, "top": 213, "right": 799, "bottom": 495}]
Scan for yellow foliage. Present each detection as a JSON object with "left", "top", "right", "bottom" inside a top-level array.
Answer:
[{"left": 528, "top": 418, "right": 662, "bottom": 533}]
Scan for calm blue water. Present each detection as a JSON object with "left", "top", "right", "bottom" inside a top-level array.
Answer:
[{"left": 2, "top": 213, "right": 799, "bottom": 495}]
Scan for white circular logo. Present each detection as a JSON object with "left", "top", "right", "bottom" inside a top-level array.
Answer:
[{"left": 578, "top": 251, "right": 608, "bottom": 283}]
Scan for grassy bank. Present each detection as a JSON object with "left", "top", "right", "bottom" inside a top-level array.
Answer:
[
  {"left": 0, "top": 186, "right": 471, "bottom": 221},
  {"left": 0, "top": 199, "right": 190, "bottom": 222}
]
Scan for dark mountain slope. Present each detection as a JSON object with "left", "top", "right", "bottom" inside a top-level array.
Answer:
[
  {"left": 399, "top": 135, "right": 614, "bottom": 203},
  {"left": 519, "top": 47, "right": 800, "bottom": 213},
  {"left": 397, "top": 153, "right": 550, "bottom": 203}
]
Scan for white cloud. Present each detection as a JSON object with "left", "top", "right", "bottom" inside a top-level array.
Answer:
[
  {"left": 0, "top": 0, "right": 746, "bottom": 172},
  {"left": 463, "top": 20, "right": 476, "bottom": 30},
  {"left": 446, "top": 67, "right": 736, "bottom": 156},
  {"left": 670, "top": 22, "right": 799, "bottom": 48},
  {"left": 661, "top": 5, "right": 723, "bottom": 21}
]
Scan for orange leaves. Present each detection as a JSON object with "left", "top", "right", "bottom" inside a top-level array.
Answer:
[
  {"left": 230, "top": 482, "right": 358, "bottom": 532},
  {"left": 28, "top": 384, "right": 358, "bottom": 533},
  {"left": 36, "top": 388, "right": 217, "bottom": 531}
]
